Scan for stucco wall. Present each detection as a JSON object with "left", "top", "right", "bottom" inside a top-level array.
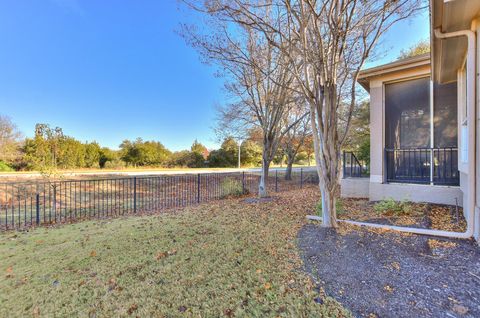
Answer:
[
  {"left": 341, "top": 178, "right": 370, "bottom": 198},
  {"left": 369, "top": 182, "right": 463, "bottom": 206},
  {"left": 369, "top": 84, "right": 383, "bottom": 184}
]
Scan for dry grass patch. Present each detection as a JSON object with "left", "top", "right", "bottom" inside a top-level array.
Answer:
[{"left": 0, "top": 188, "right": 348, "bottom": 317}]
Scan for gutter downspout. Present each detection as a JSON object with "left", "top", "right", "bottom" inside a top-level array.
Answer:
[{"left": 339, "top": 28, "right": 476, "bottom": 239}]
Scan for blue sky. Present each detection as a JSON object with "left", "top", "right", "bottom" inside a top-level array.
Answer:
[{"left": 0, "top": 1, "right": 429, "bottom": 151}]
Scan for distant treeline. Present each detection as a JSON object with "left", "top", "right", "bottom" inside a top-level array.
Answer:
[{"left": 0, "top": 121, "right": 311, "bottom": 172}]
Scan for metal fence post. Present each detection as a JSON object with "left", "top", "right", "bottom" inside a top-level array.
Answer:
[
  {"left": 300, "top": 168, "right": 303, "bottom": 189},
  {"left": 35, "top": 193, "right": 40, "bottom": 225},
  {"left": 52, "top": 185, "right": 57, "bottom": 221},
  {"left": 133, "top": 177, "right": 137, "bottom": 213},
  {"left": 275, "top": 170, "right": 278, "bottom": 192},
  {"left": 197, "top": 174, "right": 201, "bottom": 203},
  {"left": 242, "top": 171, "right": 245, "bottom": 194}
]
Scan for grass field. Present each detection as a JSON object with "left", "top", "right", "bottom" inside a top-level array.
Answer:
[{"left": 0, "top": 188, "right": 348, "bottom": 317}]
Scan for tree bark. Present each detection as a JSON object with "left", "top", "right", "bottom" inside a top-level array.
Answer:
[
  {"left": 319, "top": 182, "right": 338, "bottom": 227},
  {"left": 258, "top": 156, "right": 270, "bottom": 198},
  {"left": 309, "top": 83, "right": 342, "bottom": 228},
  {"left": 285, "top": 152, "right": 295, "bottom": 180}
]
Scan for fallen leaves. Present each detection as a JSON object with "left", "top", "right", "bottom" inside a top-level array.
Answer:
[
  {"left": 383, "top": 285, "right": 394, "bottom": 293},
  {"left": 5, "top": 266, "right": 14, "bottom": 278},
  {"left": 32, "top": 306, "right": 40, "bottom": 318},
  {"left": 127, "top": 303, "right": 138, "bottom": 315},
  {"left": 155, "top": 249, "right": 177, "bottom": 260},
  {"left": 428, "top": 239, "right": 457, "bottom": 250},
  {"left": 338, "top": 198, "right": 466, "bottom": 232},
  {"left": 430, "top": 205, "right": 466, "bottom": 232}
]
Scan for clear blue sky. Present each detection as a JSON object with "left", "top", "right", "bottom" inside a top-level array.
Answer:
[{"left": 0, "top": 1, "right": 429, "bottom": 151}]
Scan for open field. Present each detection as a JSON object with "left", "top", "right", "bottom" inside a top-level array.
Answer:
[
  {"left": 0, "top": 170, "right": 318, "bottom": 230},
  {"left": 0, "top": 165, "right": 315, "bottom": 182},
  {"left": 0, "top": 188, "right": 348, "bottom": 318}
]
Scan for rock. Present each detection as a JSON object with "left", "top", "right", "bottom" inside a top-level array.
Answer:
[{"left": 453, "top": 304, "right": 469, "bottom": 315}]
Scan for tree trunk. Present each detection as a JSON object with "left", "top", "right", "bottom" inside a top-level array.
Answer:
[
  {"left": 285, "top": 162, "right": 293, "bottom": 180},
  {"left": 285, "top": 152, "right": 295, "bottom": 180},
  {"left": 259, "top": 156, "right": 270, "bottom": 198},
  {"left": 319, "top": 182, "right": 338, "bottom": 227},
  {"left": 309, "top": 83, "right": 342, "bottom": 228}
]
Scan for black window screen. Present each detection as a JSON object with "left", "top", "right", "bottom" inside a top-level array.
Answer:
[
  {"left": 434, "top": 82, "right": 458, "bottom": 147},
  {"left": 385, "top": 77, "right": 430, "bottom": 149}
]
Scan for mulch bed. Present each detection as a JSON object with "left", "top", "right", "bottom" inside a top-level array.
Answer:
[
  {"left": 298, "top": 224, "right": 480, "bottom": 318},
  {"left": 338, "top": 198, "right": 467, "bottom": 232}
]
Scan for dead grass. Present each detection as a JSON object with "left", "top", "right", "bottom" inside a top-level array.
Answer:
[{"left": 0, "top": 188, "right": 349, "bottom": 318}]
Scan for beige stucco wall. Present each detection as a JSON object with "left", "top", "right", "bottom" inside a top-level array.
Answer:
[
  {"left": 369, "top": 85, "right": 383, "bottom": 184},
  {"left": 369, "top": 182, "right": 463, "bottom": 206},
  {"left": 341, "top": 178, "right": 369, "bottom": 198},
  {"left": 475, "top": 20, "right": 480, "bottom": 241}
]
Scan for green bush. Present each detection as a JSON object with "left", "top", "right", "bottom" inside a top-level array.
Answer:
[
  {"left": 104, "top": 159, "right": 126, "bottom": 170},
  {"left": 0, "top": 161, "right": 14, "bottom": 172},
  {"left": 220, "top": 177, "right": 245, "bottom": 198},
  {"left": 373, "top": 198, "right": 412, "bottom": 216}
]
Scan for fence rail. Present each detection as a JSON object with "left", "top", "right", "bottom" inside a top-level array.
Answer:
[
  {"left": 0, "top": 169, "right": 318, "bottom": 230},
  {"left": 343, "top": 151, "right": 369, "bottom": 178},
  {"left": 385, "top": 147, "right": 459, "bottom": 186}
]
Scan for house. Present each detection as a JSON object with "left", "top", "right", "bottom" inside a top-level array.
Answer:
[{"left": 342, "top": 0, "right": 480, "bottom": 242}]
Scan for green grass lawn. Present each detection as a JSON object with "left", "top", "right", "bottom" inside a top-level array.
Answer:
[{"left": 0, "top": 188, "right": 348, "bottom": 317}]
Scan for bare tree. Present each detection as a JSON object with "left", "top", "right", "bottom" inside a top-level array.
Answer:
[
  {"left": 193, "top": 0, "right": 424, "bottom": 226},
  {"left": 280, "top": 105, "right": 310, "bottom": 180},
  {"left": 181, "top": 3, "right": 299, "bottom": 197},
  {"left": 0, "top": 115, "right": 23, "bottom": 165}
]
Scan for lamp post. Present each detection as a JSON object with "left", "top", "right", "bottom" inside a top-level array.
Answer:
[{"left": 238, "top": 142, "right": 241, "bottom": 169}]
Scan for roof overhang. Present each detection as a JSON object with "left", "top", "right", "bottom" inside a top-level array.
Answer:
[
  {"left": 431, "top": 0, "right": 480, "bottom": 83},
  {"left": 358, "top": 54, "right": 431, "bottom": 92}
]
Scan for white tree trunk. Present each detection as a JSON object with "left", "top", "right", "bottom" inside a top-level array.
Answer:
[
  {"left": 309, "top": 85, "right": 342, "bottom": 228},
  {"left": 259, "top": 157, "right": 270, "bottom": 198},
  {"left": 319, "top": 182, "right": 338, "bottom": 227},
  {"left": 285, "top": 155, "right": 294, "bottom": 180}
]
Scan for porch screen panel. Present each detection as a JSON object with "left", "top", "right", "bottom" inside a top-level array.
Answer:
[
  {"left": 433, "top": 82, "right": 457, "bottom": 148},
  {"left": 385, "top": 77, "right": 430, "bottom": 184},
  {"left": 385, "top": 77, "right": 431, "bottom": 149},
  {"left": 433, "top": 81, "right": 459, "bottom": 185}
]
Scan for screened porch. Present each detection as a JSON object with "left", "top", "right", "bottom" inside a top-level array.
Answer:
[{"left": 383, "top": 77, "right": 459, "bottom": 186}]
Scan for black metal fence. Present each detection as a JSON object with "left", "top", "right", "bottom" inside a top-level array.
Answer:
[
  {"left": 342, "top": 151, "right": 369, "bottom": 178},
  {"left": 385, "top": 147, "right": 459, "bottom": 186},
  {"left": 0, "top": 169, "right": 318, "bottom": 230}
]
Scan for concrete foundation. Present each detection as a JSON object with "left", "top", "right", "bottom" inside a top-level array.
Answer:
[
  {"left": 341, "top": 178, "right": 370, "bottom": 198},
  {"left": 341, "top": 178, "right": 463, "bottom": 207},
  {"left": 369, "top": 182, "right": 463, "bottom": 206}
]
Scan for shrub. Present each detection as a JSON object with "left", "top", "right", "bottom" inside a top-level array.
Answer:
[
  {"left": 166, "top": 151, "right": 205, "bottom": 168},
  {"left": 104, "top": 159, "right": 126, "bottom": 170},
  {"left": 373, "top": 198, "right": 412, "bottom": 216},
  {"left": 220, "top": 177, "right": 245, "bottom": 198},
  {"left": 0, "top": 161, "right": 14, "bottom": 172}
]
